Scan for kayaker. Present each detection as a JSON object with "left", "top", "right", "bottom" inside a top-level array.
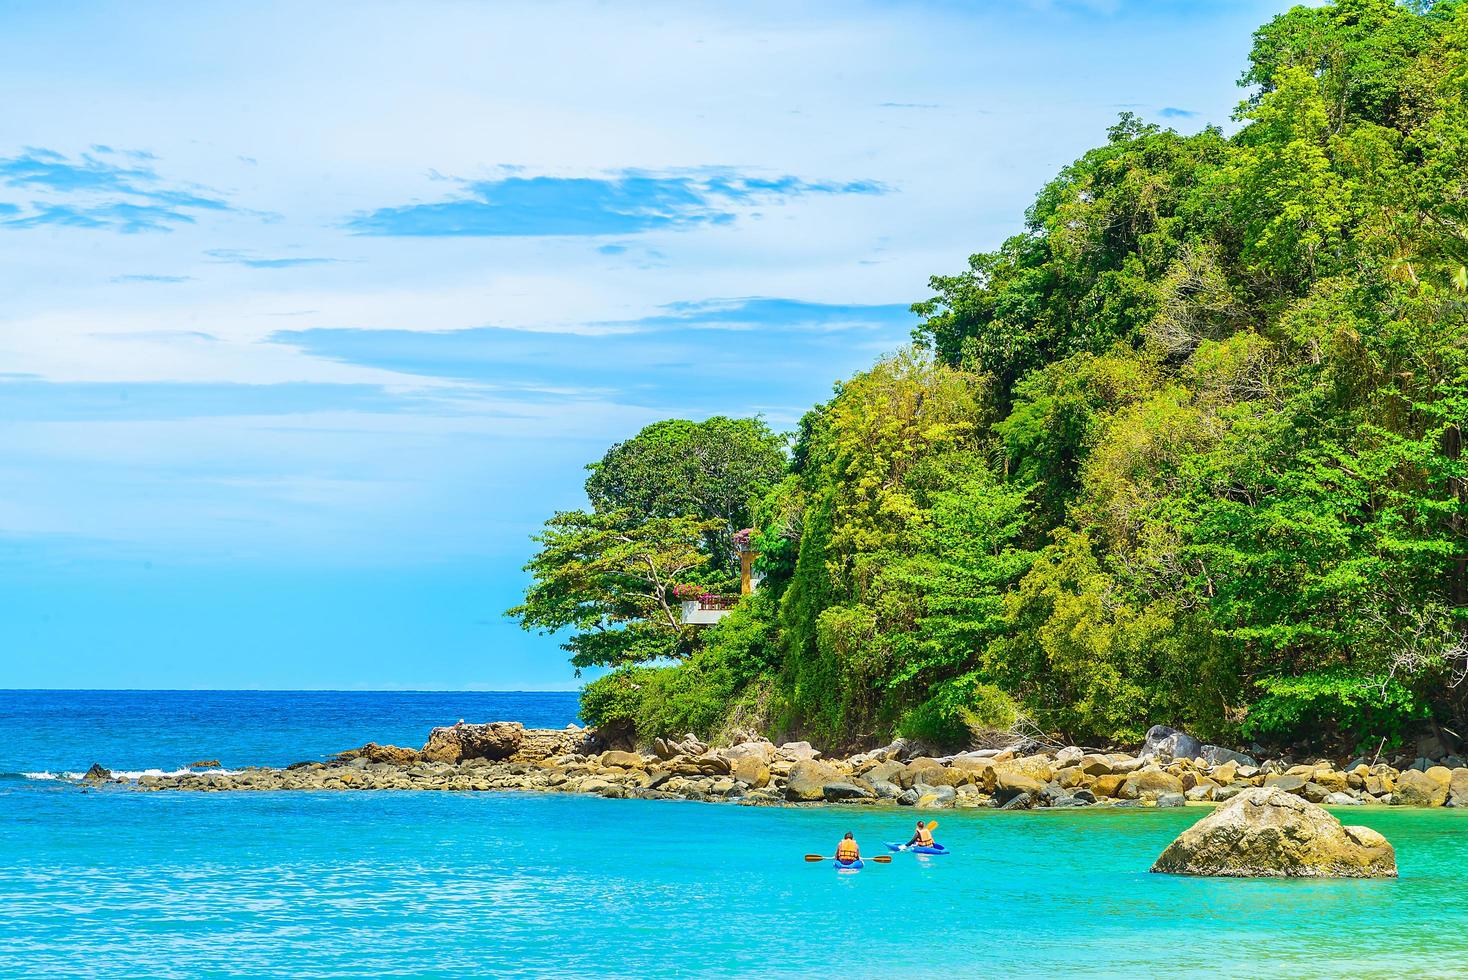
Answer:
[
  {"left": 835, "top": 832, "right": 861, "bottom": 865},
  {"left": 905, "top": 820, "right": 938, "bottom": 850}
]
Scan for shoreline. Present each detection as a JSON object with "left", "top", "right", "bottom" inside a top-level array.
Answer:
[{"left": 82, "top": 721, "right": 1468, "bottom": 811}]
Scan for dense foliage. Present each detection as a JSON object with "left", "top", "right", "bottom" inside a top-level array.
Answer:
[{"left": 517, "top": 0, "right": 1468, "bottom": 753}]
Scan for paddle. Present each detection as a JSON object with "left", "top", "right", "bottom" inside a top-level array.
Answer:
[{"left": 804, "top": 854, "right": 891, "bottom": 863}]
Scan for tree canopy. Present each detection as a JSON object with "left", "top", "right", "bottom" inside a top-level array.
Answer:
[{"left": 515, "top": 0, "right": 1468, "bottom": 754}]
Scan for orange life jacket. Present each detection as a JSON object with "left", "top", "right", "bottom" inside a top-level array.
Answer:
[
  {"left": 916, "top": 827, "right": 934, "bottom": 847},
  {"left": 836, "top": 839, "right": 859, "bottom": 862}
]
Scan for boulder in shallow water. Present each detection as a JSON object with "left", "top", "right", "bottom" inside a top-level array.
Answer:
[
  {"left": 1150, "top": 786, "right": 1397, "bottom": 878},
  {"left": 83, "top": 763, "right": 111, "bottom": 781}
]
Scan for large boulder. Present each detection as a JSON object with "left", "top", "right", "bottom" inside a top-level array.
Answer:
[
  {"left": 729, "top": 756, "right": 770, "bottom": 788},
  {"left": 1121, "top": 768, "right": 1185, "bottom": 800},
  {"left": 598, "top": 750, "right": 646, "bottom": 770},
  {"left": 822, "top": 781, "right": 875, "bottom": 802},
  {"left": 421, "top": 722, "right": 524, "bottom": 763},
  {"left": 784, "top": 760, "right": 838, "bottom": 802},
  {"left": 1140, "top": 725, "right": 1203, "bottom": 762},
  {"left": 778, "top": 741, "right": 821, "bottom": 762},
  {"left": 669, "top": 755, "right": 732, "bottom": 778},
  {"left": 1392, "top": 767, "right": 1452, "bottom": 807},
  {"left": 720, "top": 740, "right": 776, "bottom": 764},
  {"left": 994, "top": 769, "right": 1045, "bottom": 799},
  {"left": 1451, "top": 768, "right": 1468, "bottom": 807},
  {"left": 1150, "top": 787, "right": 1397, "bottom": 878},
  {"left": 1198, "top": 745, "right": 1257, "bottom": 767}
]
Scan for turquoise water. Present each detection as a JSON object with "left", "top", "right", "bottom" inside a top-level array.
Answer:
[{"left": 4, "top": 692, "right": 1468, "bottom": 977}]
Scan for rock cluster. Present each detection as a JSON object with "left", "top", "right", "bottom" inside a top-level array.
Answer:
[
  {"left": 1151, "top": 786, "right": 1397, "bottom": 878},
  {"left": 96, "top": 722, "right": 1468, "bottom": 810}
]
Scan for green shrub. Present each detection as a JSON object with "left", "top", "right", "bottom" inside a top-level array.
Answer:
[
  {"left": 898, "top": 676, "right": 1019, "bottom": 749},
  {"left": 1242, "top": 671, "right": 1428, "bottom": 752},
  {"left": 578, "top": 666, "right": 653, "bottom": 729}
]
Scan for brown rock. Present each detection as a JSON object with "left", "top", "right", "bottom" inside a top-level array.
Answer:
[
  {"left": 1150, "top": 787, "right": 1397, "bottom": 878},
  {"left": 1393, "top": 767, "right": 1451, "bottom": 807},
  {"left": 1451, "top": 768, "right": 1468, "bottom": 806},
  {"left": 1056, "top": 766, "right": 1089, "bottom": 789},
  {"left": 1262, "top": 774, "right": 1308, "bottom": 796},
  {"left": 995, "top": 770, "right": 1045, "bottom": 796},
  {"left": 730, "top": 756, "right": 770, "bottom": 788},
  {"left": 669, "top": 754, "right": 733, "bottom": 778},
  {"left": 1121, "top": 769, "right": 1185, "bottom": 800},
  {"left": 899, "top": 758, "right": 947, "bottom": 789},
  {"left": 421, "top": 722, "right": 525, "bottom": 763},
  {"left": 1092, "top": 774, "right": 1127, "bottom": 798},
  {"left": 784, "top": 760, "right": 838, "bottom": 801},
  {"left": 599, "top": 750, "right": 646, "bottom": 770},
  {"left": 336, "top": 742, "right": 420, "bottom": 766}
]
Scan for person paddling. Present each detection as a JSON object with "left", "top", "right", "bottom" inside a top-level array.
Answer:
[
  {"left": 835, "top": 831, "right": 861, "bottom": 866},
  {"left": 905, "top": 820, "right": 938, "bottom": 850}
]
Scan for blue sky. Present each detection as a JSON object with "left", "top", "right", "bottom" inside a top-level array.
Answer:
[{"left": 0, "top": 0, "right": 1295, "bottom": 690}]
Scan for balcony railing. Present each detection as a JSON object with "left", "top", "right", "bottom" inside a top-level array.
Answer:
[{"left": 696, "top": 595, "right": 738, "bottom": 611}]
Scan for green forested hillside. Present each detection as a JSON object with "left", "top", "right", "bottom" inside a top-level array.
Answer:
[{"left": 514, "top": 0, "right": 1468, "bottom": 754}]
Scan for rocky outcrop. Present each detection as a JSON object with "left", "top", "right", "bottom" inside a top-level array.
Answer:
[
  {"left": 421, "top": 722, "right": 524, "bottom": 763},
  {"left": 1151, "top": 787, "right": 1397, "bottom": 878},
  {"left": 83, "top": 763, "right": 111, "bottom": 781}
]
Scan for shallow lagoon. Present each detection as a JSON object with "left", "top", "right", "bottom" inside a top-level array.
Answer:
[{"left": 5, "top": 787, "right": 1467, "bottom": 978}]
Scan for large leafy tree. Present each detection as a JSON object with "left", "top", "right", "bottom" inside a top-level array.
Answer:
[
  {"left": 511, "top": 415, "right": 785, "bottom": 679},
  {"left": 584, "top": 417, "right": 786, "bottom": 572},
  {"left": 508, "top": 509, "right": 720, "bottom": 669}
]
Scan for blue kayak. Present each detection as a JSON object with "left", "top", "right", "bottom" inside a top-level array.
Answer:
[
  {"left": 886, "top": 842, "right": 949, "bottom": 855},
  {"left": 834, "top": 858, "right": 864, "bottom": 871}
]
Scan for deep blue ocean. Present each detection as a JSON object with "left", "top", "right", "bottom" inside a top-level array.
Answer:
[{"left": 4, "top": 690, "right": 1468, "bottom": 978}]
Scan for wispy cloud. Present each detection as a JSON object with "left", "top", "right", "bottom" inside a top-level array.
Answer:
[
  {"left": 111, "top": 273, "right": 195, "bottom": 284},
  {"left": 1158, "top": 106, "right": 1199, "bottom": 118},
  {"left": 0, "top": 378, "right": 419, "bottom": 422},
  {"left": 0, "top": 147, "right": 232, "bottom": 233},
  {"left": 265, "top": 297, "right": 914, "bottom": 411},
  {"left": 345, "top": 169, "right": 888, "bottom": 237},
  {"left": 205, "top": 248, "right": 342, "bottom": 269},
  {"left": 879, "top": 102, "right": 941, "bottom": 110}
]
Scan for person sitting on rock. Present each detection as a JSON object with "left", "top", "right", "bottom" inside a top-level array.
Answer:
[
  {"left": 905, "top": 820, "right": 938, "bottom": 850},
  {"left": 835, "top": 832, "right": 861, "bottom": 865}
]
